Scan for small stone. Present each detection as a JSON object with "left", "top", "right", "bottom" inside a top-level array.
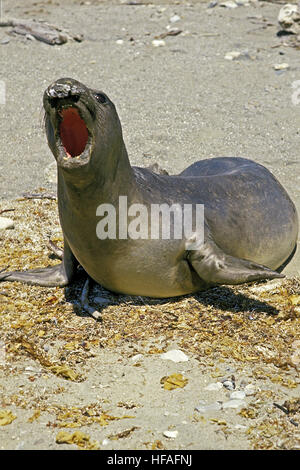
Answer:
[
  {"left": 222, "top": 380, "right": 235, "bottom": 391},
  {"left": 204, "top": 382, "right": 223, "bottom": 391},
  {"left": 0, "top": 217, "right": 14, "bottom": 230},
  {"left": 102, "top": 438, "right": 109, "bottom": 446},
  {"left": 230, "top": 390, "right": 246, "bottom": 400},
  {"left": 223, "top": 399, "right": 245, "bottom": 409},
  {"left": 244, "top": 384, "right": 256, "bottom": 396},
  {"left": 163, "top": 430, "right": 178, "bottom": 439},
  {"left": 26, "top": 34, "right": 36, "bottom": 41},
  {"left": 195, "top": 402, "right": 222, "bottom": 413},
  {"left": 225, "top": 51, "right": 242, "bottom": 61},
  {"left": 278, "top": 4, "right": 300, "bottom": 35},
  {"left": 207, "top": 1, "right": 218, "bottom": 8},
  {"left": 160, "top": 349, "right": 189, "bottom": 363},
  {"left": 170, "top": 14, "right": 181, "bottom": 23},
  {"left": 130, "top": 354, "right": 143, "bottom": 362},
  {"left": 273, "top": 63, "right": 289, "bottom": 71},
  {"left": 152, "top": 39, "right": 166, "bottom": 47},
  {"left": 116, "top": 39, "right": 124, "bottom": 45},
  {"left": 220, "top": 1, "right": 238, "bottom": 8},
  {"left": 24, "top": 366, "right": 39, "bottom": 373}
]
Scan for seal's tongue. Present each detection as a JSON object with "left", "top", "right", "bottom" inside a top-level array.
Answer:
[{"left": 60, "top": 107, "right": 88, "bottom": 157}]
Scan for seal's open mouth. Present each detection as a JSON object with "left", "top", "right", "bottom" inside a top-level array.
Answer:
[{"left": 59, "top": 107, "right": 89, "bottom": 158}]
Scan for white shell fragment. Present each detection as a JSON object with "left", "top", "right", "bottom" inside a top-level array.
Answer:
[
  {"left": 220, "top": 1, "right": 238, "bottom": 9},
  {"left": 229, "top": 390, "right": 246, "bottom": 400},
  {"left": 244, "top": 384, "right": 256, "bottom": 396},
  {"left": 204, "top": 382, "right": 223, "bottom": 391},
  {"left": 223, "top": 399, "right": 246, "bottom": 409},
  {"left": 160, "top": 349, "right": 189, "bottom": 362},
  {"left": 163, "top": 430, "right": 178, "bottom": 439},
  {"left": 273, "top": 63, "right": 290, "bottom": 71},
  {"left": 0, "top": 216, "right": 14, "bottom": 230},
  {"left": 152, "top": 39, "right": 166, "bottom": 47},
  {"left": 195, "top": 402, "right": 222, "bottom": 413}
]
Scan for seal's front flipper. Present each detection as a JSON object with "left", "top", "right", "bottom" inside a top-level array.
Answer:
[
  {"left": 188, "top": 240, "right": 284, "bottom": 286},
  {"left": 0, "top": 239, "right": 77, "bottom": 287}
]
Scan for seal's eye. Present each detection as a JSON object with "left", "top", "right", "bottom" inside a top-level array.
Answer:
[{"left": 95, "top": 93, "right": 108, "bottom": 104}]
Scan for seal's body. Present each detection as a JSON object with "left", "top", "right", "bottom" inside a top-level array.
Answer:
[{"left": 1, "top": 78, "right": 298, "bottom": 298}]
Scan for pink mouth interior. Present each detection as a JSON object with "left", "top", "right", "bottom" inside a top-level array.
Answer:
[{"left": 59, "top": 107, "right": 89, "bottom": 157}]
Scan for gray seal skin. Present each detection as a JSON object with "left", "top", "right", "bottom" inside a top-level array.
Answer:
[{"left": 0, "top": 78, "right": 298, "bottom": 299}]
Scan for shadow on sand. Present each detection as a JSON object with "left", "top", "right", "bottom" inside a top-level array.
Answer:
[{"left": 63, "top": 271, "right": 280, "bottom": 320}]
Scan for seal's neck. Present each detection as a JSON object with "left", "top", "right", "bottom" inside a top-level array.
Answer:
[{"left": 57, "top": 142, "right": 138, "bottom": 209}]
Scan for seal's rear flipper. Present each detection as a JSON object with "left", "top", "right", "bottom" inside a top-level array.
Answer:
[
  {"left": 188, "top": 240, "right": 284, "bottom": 285},
  {"left": 0, "top": 239, "right": 77, "bottom": 287}
]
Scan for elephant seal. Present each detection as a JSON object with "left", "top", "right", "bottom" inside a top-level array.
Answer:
[{"left": 1, "top": 78, "right": 298, "bottom": 309}]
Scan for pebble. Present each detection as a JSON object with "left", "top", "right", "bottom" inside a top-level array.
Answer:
[
  {"left": 195, "top": 401, "right": 222, "bottom": 413},
  {"left": 130, "top": 354, "right": 143, "bottom": 362},
  {"left": 163, "top": 430, "right": 178, "bottom": 439},
  {"left": 222, "top": 380, "right": 235, "bottom": 391},
  {"left": 230, "top": 390, "right": 246, "bottom": 400},
  {"left": 24, "top": 366, "right": 39, "bottom": 372},
  {"left": 0, "top": 216, "right": 14, "bottom": 230},
  {"left": 102, "top": 438, "right": 109, "bottom": 446},
  {"left": 170, "top": 14, "right": 181, "bottom": 23},
  {"left": 152, "top": 39, "right": 166, "bottom": 47},
  {"left": 244, "top": 384, "right": 256, "bottom": 396},
  {"left": 273, "top": 63, "right": 290, "bottom": 71},
  {"left": 225, "top": 51, "right": 242, "bottom": 61},
  {"left": 278, "top": 4, "right": 300, "bottom": 35},
  {"left": 223, "top": 399, "right": 245, "bottom": 409},
  {"left": 160, "top": 349, "right": 189, "bottom": 363},
  {"left": 204, "top": 382, "right": 223, "bottom": 391},
  {"left": 225, "top": 50, "right": 252, "bottom": 61},
  {"left": 220, "top": 1, "right": 238, "bottom": 8},
  {"left": 116, "top": 39, "right": 124, "bottom": 45}
]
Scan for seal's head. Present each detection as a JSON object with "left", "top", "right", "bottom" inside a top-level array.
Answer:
[{"left": 43, "top": 78, "right": 124, "bottom": 174}]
